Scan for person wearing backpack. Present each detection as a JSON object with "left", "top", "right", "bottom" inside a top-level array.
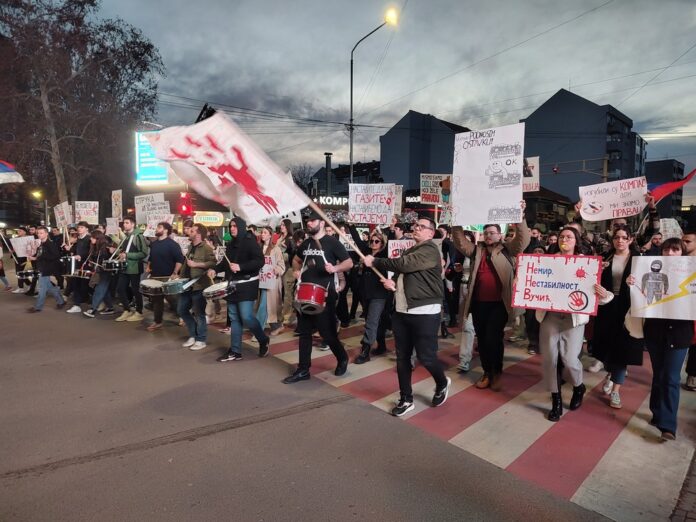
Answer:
[{"left": 451, "top": 201, "right": 530, "bottom": 391}]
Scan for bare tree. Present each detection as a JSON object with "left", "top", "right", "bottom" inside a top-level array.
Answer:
[{"left": 288, "top": 163, "right": 317, "bottom": 192}]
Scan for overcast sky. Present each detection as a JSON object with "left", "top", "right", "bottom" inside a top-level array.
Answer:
[{"left": 101, "top": 0, "right": 696, "bottom": 201}]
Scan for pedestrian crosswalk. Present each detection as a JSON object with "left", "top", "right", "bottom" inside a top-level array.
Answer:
[{"left": 266, "top": 325, "right": 696, "bottom": 521}]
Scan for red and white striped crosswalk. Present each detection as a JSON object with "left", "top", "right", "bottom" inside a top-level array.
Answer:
[{"left": 266, "top": 325, "right": 696, "bottom": 521}]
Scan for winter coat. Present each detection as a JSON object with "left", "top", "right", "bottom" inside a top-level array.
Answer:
[{"left": 217, "top": 216, "right": 264, "bottom": 303}]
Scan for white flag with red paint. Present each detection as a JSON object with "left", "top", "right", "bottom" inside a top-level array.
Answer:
[{"left": 146, "top": 113, "right": 310, "bottom": 223}]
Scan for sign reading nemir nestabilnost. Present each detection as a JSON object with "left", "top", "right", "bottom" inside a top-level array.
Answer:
[
  {"left": 579, "top": 177, "right": 647, "bottom": 221},
  {"left": 512, "top": 254, "right": 602, "bottom": 315},
  {"left": 348, "top": 183, "right": 396, "bottom": 225},
  {"left": 451, "top": 123, "right": 525, "bottom": 225}
]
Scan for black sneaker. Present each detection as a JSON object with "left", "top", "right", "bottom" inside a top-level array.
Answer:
[
  {"left": 83, "top": 309, "right": 96, "bottom": 318},
  {"left": 100, "top": 308, "right": 115, "bottom": 315},
  {"left": 258, "top": 339, "right": 270, "bottom": 357},
  {"left": 391, "top": 399, "right": 414, "bottom": 417},
  {"left": 432, "top": 377, "right": 452, "bottom": 407},
  {"left": 217, "top": 352, "right": 243, "bottom": 362}
]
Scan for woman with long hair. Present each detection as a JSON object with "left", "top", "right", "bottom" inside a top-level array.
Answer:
[
  {"left": 257, "top": 226, "right": 286, "bottom": 335},
  {"left": 83, "top": 230, "right": 115, "bottom": 318},
  {"left": 278, "top": 219, "right": 296, "bottom": 325}
]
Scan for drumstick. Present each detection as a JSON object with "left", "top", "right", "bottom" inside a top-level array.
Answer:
[{"left": 307, "top": 200, "right": 388, "bottom": 281}]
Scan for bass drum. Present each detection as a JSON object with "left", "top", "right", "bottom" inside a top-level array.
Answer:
[
  {"left": 293, "top": 282, "right": 328, "bottom": 315},
  {"left": 140, "top": 279, "right": 164, "bottom": 297}
]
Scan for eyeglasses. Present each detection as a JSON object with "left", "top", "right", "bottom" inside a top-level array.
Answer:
[
  {"left": 413, "top": 223, "right": 433, "bottom": 231},
  {"left": 369, "top": 239, "right": 382, "bottom": 244}
]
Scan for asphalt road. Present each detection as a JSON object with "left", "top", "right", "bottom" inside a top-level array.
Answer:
[{"left": 0, "top": 284, "right": 606, "bottom": 521}]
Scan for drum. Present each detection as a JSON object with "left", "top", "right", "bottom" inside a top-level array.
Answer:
[
  {"left": 294, "top": 282, "right": 328, "bottom": 315},
  {"left": 61, "top": 255, "right": 78, "bottom": 276},
  {"left": 73, "top": 269, "right": 93, "bottom": 279},
  {"left": 103, "top": 259, "right": 127, "bottom": 273},
  {"left": 17, "top": 270, "right": 40, "bottom": 283},
  {"left": 140, "top": 279, "right": 164, "bottom": 297},
  {"left": 203, "top": 281, "right": 231, "bottom": 301},
  {"left": 162, "top": 278, "right": 191, "bottom": 296}
]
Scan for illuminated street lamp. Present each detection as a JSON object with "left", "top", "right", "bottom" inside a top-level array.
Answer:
[
  {"left": 349, "top": 8, "right": 398, "bottom": 184},
  {"left": 30, "top": 190, "right": 49, "bottom": 226}
]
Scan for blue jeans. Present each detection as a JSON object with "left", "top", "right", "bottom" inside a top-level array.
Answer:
[
  {"left": 35, "top": 275, "right": 64, "bottom": 310},
  {"left": 646, "top": 341, "right": 688, "bottom": 434},
  {"left": 91, "top": 273, "right": 113, "bottom": 310},
  {"left": 228, "top": 300, "right": 268, "bottom": 355},
  {"left": 178, "top": 290, "right": 207, "bottom": 342},
  {"left": 256, "top": 289, "right": 268, "bottom": 329},
  {"left": 606, "top": 364, "right": 627, "bottom": 385}
]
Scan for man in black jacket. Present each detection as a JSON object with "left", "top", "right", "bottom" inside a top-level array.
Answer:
[
  {"left": 27, "top": 226, "right": 66, "bottom": 312},
  {"left": 211, "top": 216, "right": 269, "bottom": 362},
  {"left": 65, "top": 221, "right": 91, "bottom": 313}
]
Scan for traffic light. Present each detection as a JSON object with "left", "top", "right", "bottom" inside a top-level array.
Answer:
[{"left": 179, "top": 192, "right": 194, "bottom": 217}]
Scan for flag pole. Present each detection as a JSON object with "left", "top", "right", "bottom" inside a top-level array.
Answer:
[{"left": 307, "top": 200, "right": 388, "bottom": 281}]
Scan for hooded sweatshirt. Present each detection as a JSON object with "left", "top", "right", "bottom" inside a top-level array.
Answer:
[
  {"left": 217, "top": 216, "right": 264, "bottom": 303},
  {"left": 122, "top": 226, "right": 149, "bottom": 275}
]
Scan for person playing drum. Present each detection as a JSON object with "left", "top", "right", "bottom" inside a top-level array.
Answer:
[
  {"left": 114, "top": 215, "right": 149, "bottom": 323},
  {"left": 283, "top": 208, "right": 353, "bottom": 384},
  {"left": 82, "top": 230, "right": 116, "bottom": 318},
  {"left": 64, "top": 221, "right": 91, "bottom": 314},
  {"left": 145, "top": 222, "right": 185, "bottom": 331}
]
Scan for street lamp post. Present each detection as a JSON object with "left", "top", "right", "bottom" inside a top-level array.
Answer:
[{"left": 349, "top": 8, "right": 398, "bottom": 184}]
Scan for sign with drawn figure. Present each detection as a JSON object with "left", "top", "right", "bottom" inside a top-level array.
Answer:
[
  {"left": 172, "top": 235, "right": 191, "bottom": 255},
  {"left": 214, "top": 245, "right": 226, "bottom": 264},
  {"left": 348, "top": 183, "right": 396, "bottom": 225},
  {"left": 512, "top": 254, "right": 602, "bottom": 315},
  {"left": 53, "top": 201, "right": 71, "bottom": 228},
  {"left": 420, "top": 174, "right": 450, "bottom": 205},
  {"left": 438, "top": 204, "right": 453, "bottom": 225},
  {"left": 629, "top": 256, "right": 696, "bottom": 320},
  {"left": 111, "top": 189, "right": 123, "bottom": 220},
  {"left": 144, "top": 212, "right": 174, "bottom": 237},
  {"left": 660, "top": 218, "right": 683, "bottom": 240},
  {"left": 451, "top": 123, "right": 525, "bottom": 225},
  {"left": 134, "top": 193, "right": 165, "bottom": 225},
  {"left": 578, "top": 177, "right": 647, "bottom": 222},
  {"left": 105, "top": 217, "right": 120, "bottom": 235},
  {"left": 259, "top": 255, "right": 277, "bottom": 289},
  {"left": 74, "top": 201, "right": 99, "bottom": 225},
  {"left": 10, "top": 236, "right": 39, "bottom": 258},
  {"left": 523, "top": 156, "right": 540, "bottom": 192}
]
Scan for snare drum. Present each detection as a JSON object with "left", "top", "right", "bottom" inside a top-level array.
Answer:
[
  {"left": 203, "top": 281, "right": 231, "bottom": 301},
  {"left": 162, "top": 278, "right": 191, "bottom": 296},
  {"left": 73, "top": 269, "right": 93, "bottom": 279},
  {"left": 17, "top": 270, "right": 40, "bottom": 283},
  {"left": 140, "top": 279, "right": 164, "bottom": 297},
  {"left": 294, "top": 282, "right": 328, "bottom": 315},
  {"left": 61, "top": 255, "right": 78, "bottom": 276},
  {"left": 103, "top": 259, "right": 127, "bottom": 273}
]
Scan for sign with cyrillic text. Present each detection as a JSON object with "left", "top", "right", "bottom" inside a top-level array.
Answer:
[
  {"left": 348, "top": 183, "right": 396, "bottom": 225},
  {"left": 523, "top": 156, "right": 540, "bottom": 192},
  {"left": 579, "top": 177, "right": 647, "bottom": 221},
  {"left": 420, "top": 174, "right": 450, "bottom": 204},
  {"left": 74, "top": 201, "right": 99, "bottom": 225}
]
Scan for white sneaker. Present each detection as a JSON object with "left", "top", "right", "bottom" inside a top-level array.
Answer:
[
  {"left": 66, "top": 305, "right": 82, "bottom": 314},
  {"left": 12, "top": 288, "right": 24, "bottom": 294},
  {"left": 588, "top": 360, "right": 604, "bottom": 373},
  {"left": 602, "top": 375, "right": 614, "bottom": 395},
  {"left": 610, "top": 391, "right": 622, "bottom": 409},
  {"left": 116, "top": 310, "right": 133, "bottom": 322},
  {"left": 182, "top": 337, "right": 196, "bottom": 348},
  {"left": 126, "top": 311, "right": 144, "bottom": 322},
  {"left": 189, "top": 341, "right": 207, "bottom": 351}
]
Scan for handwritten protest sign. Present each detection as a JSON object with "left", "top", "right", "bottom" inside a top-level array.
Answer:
[
  {"left": 629, "top": 256, "right": 696, "bottom": 320},
  {"left": 172, "top": 235, "right": 191, "bottom": 255},
  {"left": 394, "top": 185, "right": 403, "bottom": 216},
  {"left": 660, "top": 218, "right": 683, "bottom": 240},
  {"left": 579, "top": 177, "right": 647, "bottom": 221},
  {"left": 259, "top": 255, "right": 277, "bottom": 289},
  {"left": 512, "top": 254, "right": 602, "bottom": 315},
  {"left": 105, "top": 217, "right": 120, "bottom": 235},
  {"left": 74, "top": 201, "right": 99, "bottom": 225},
  {"left": 134, "top": 193, "right": 165, "bottom": 225},
  {"left": 348, "top": 183, "right": 396, "bottom": 225},
  {"left": 144, "top": 213, "right": 174, "bottom": 237},
  {"left": 388, "top": 239, "right": 415, "bottom": 258},
  {"left": 451, "top": 123, "right": 525, "bottom": 225},
  {"left": 523, "top": 156, "right": 540, "bottom": 192},
  {"left": 111, "top": 190, "right": 123, "bottom": 220},
  {"left": 53, "top": 201, "right": 71, "bottom": 228},
  {"left": 420, "top": 174, "right": 450, "bottom": 204},
  {"left": 10, "top": 236, "right": 38, "bottom": 258},
  {"left": 439, "top": 204, "right": 453, "bottom": 225},
  {"left": 214, "top": 245, "right": 226, "bottom": 264}
]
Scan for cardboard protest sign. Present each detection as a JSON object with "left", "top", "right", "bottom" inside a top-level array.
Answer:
[
  {"left": 259, "top": 254, "right": 277, "bottom": 289},
  {"left": 512, "top": 254, "right": 602, "bottom": 315},
  {"left": 105, "top": 217, "right": 120, "bottom": 235},
  {"left": 660, "top": 218, "right": 683, "bottom": 240},
  {"left": 393, "top": 185, "right": 403, "bottom": 216},
  {"left": 439, "top": 204, "right": 453, "bottom": 225},
  {"left": 523, "top": 156, "right": 540, "bottom": 192},
  {"left": 172, "top": 235, "right": 191, "bottom": 255},
  {"left": 53, "top": 201, "right": 71, "bottom": 228},
  {"left": 579, "top": 177, "right": 647, "bottom": 221},
  {"left": 348, "top": 183, "right": 396, "bottom": 225},
  {"left": 10, "top": 236, "right": 38, "bottom": 258},
  {"left": 111, "top": 190, "right": 123, "bottom": 220},
  {"left": 451, "top": 123, "right": 525, "bottom": 225},
  {"left": 214, "top": 245, "right": 226, "bottom": 264},
  {"left": 134, "top": 193, "right": 165, "bottom": 225},
  {"left": 388, "top": 239, "right": 415, "bottom": 259},
  {"left": 74, "top": 201, "right": 99, "bottom": 225},
  {"left": 629, "top": 256, "right": 696, "bottom": 320},
  {"left": 420, "top": 174, "right": 450, "bottom": 204},
  {"left": 144, "top": 213, "right": 174, "bottom": 238}
]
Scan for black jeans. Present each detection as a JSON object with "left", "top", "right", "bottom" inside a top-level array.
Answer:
[
  {"left": 298, "top": 292, "right": 347, "bottom": 371},
  {"left": 117, "top": 273, "right": 143, "bottom": 313},
  {"left": 687, "top": 344, "right": 696, "bottom": 377},
  {"left": 471, "top": 300, "right": 508, "bottom": 375},
  {"left": 336, "top": 267, "right": 361, "bottom": 323},
  {"left": 151, "top": 294, "right": 179, "bottom": 324},
  {"left": 524, "top": 308, "right": 540, "bottom": 349},
  {"left": 72, "top": 276, "right": 89, "bottom": 305},
  {"left": 393, "top": 312, "right": 447, "bottom": 402}
]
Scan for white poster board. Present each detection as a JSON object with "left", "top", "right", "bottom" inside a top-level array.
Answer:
[
  {"left": 111, "top": 190, "right": 123, "bottom": 220},
  {"left": 74, "top": 201, "right": 99, "bottom": 225},
  {"left": 388, "top": 239, "right": 415, "bottom": 259},
  {"left": 105, "top": 217, "right": 120, "bottom": 236},
  {"left": 629, "top": 256, "right": 696, "bottom": 320},
  {"left": 348, "top": 183, "right": 396, "bottom": 225},
  {"left": 10, "top": 236, "right": 38, "bottom": 258},
  {"left": 439, "top": 204, "right": 453, "bottom": 226},
  {"left": 258, "top": 254, "right": 276, "bottom": 289},
  {"left": 579, "top": 177, "right": 647, "bottom": 222},
  {"left": 144, "top": 213, "right": 174, "bottom": 238},
  {"left": 512, "top": 254, "right": 602, "bottom": 315},
  {"left": 451, "top": 123, "right": 525, "bottom": 225},
  {"left": 523, "top": 156, "right": 540, "bottom": 193},
  {"left": 394, "top": 185, "right": 403, "bottom": 216},
  {"left": 172, "top": 235, "right": 191, "bottom": 255},
  {"left": 134, "top": 193, "right": 165, "bottom": 225},
  {"left": 420, "top": 174, "right": 450, "bottom": 205},
  {"left": 660, "top": 218, "right": 683, "bottom": 240},
  {"left": 53, "top": 201, "right": 71, "bottom": 228}
]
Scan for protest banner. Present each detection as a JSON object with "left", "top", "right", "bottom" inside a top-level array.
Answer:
[
  {"left": 579, "top": 177, "right": 647, "bottom": 221},
  {"left": 523, "top": 156, "right": 540, "bottom": 192},
  {"left": 394, "top": 185, "right": 403, "bottom": 216},
  {"left": 348, "top": 183, "right": 396, "bottom": 225},
  {"left": 74, "top": 201, "right": 99, "bottom": 225},
  {"left": 420, "top": 174, "right": 450, "bottom": 204},
  {"left": 660, "top": 218, "right": 683, "bottom": 240},
  {"left": 451, "top": 123, "right": 525, "bottom": 225},
  {"left": 134, "top": 193, "right": 165, "bottom": 225},
  {"left": 512, "top": 254, "right": 602, "bottom": 315},
  {"left": 111, "top": 190, "right": 123, "bottom": 220},
  {"left": 439, "top": 204, "right": 453, "bottom": 225},
  {"left": 172, "top": 235, "right": 191, "bottom": 255},
  {"left": 105, "top": 217, "right": 120, "bottom": 235},
  {"left": 10, "top": 236, "right": 38, "bottom": 258},
  {"left": 144, "top": 213, "right": 174, "bottom": 237},
  {"left": 259, "top": 255, "right": 277, "bottom": 289},
  {"left": 214, "top": 245, "right": 226, "bottom": 264},
  {"left": 53, "top": 201, "right": 71, "bottom": 228},
  {"left": 629, "top": 256, "right": 696, "bottom": 320},
  {"left": 388, "top": 239, "right": 415, "bottom": 259},
  {"left": 67, "top": 205, "right": 73, "bottom": 224}
]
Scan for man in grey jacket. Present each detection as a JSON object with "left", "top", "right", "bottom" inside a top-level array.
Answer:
[{"left": 365, "top": 217, "right": 451, "bottom": 417}]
